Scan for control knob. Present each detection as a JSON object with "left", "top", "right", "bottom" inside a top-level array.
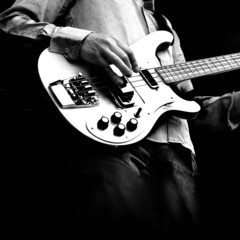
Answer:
[
  {"left": 111, "top": 111, "right": 122, "bottom": 124},
  {"left": 113, "top": 123, "right": 125, "bottom": 136},
  {"left": 97, "top": 116, "right": 109, "bottom": 130},
  {"left": 127, "top": 118, "right": 138, "bottom": 131}
]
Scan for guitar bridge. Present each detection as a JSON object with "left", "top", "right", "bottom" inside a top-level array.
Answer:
[{"left": 49, "top": 72, "right": 99, "bottom": 108}]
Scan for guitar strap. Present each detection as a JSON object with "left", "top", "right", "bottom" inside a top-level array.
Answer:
[{"left": 143, "top": 0, "right": 174, "bottom": 44}]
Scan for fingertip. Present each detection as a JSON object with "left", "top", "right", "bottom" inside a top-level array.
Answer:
[
  {"left": 125, "top": 69, "right": 133, "bottom": 77},
  {"left": 133, "top": 65, "right": 140, "bottom": 73},
  {"left": 114, "top": 76, "right": 124, "bottom": 85}
]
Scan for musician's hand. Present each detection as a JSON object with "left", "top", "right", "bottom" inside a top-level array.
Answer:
[{"left": 80, "top": 32, "right": 139, "bottom": 84}]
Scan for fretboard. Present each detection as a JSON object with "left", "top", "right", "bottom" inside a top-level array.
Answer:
[{"left": 156, "top": 52, "right": 240, "bottom": 84}]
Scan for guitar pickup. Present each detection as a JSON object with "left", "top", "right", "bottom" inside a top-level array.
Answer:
[{"left": 140, "top": 69, "right": 159, "bottom": 89}]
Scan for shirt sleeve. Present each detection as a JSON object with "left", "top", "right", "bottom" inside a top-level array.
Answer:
[
  {"left": 0, "top": 0, "right": 92, "bottom": 60},
  {"left": 192, "top": 91, "right": 240, "bottom": 131}
]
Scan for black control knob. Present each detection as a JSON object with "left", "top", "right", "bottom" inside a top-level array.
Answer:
[
  {"left": 97, "top": 116, "right": 109, "bottom": 130},
  {"left": 126, "top": 118, "right": 138, "bottom": 131},
  {"left": 113, "top": 123, "right": 125, "bottom": 136},
  {"left": 111, "top": 111, "right": 122, "bottom": 124}
]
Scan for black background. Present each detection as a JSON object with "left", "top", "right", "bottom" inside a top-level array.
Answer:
[{"left": 1, "top": 1, "right": 240, "bottom": 238}]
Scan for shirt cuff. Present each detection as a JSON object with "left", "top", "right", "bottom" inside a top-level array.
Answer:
[
  {"left": 230, "top": 91, "right": 240, "bottom": 124},
  {"left": 49, "top": 26, "right": 93, "bottom": 60},
  {"left": 192, "top": 93, "right": 240, "bottom": 131}
]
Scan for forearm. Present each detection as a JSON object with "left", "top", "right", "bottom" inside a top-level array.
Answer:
[
  {"left": 0, "top": 0, "right": 54, "bottom": 40},
  {"left": 0, "top": 2, "right": 92, "bottom": 59},
  {"left": 230, "top": 91, "right": 240, "bottom": 124}
]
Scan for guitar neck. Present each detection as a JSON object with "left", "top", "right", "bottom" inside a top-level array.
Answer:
[{"left": 156, "top": 52, "right": 240, "bottom": 84}]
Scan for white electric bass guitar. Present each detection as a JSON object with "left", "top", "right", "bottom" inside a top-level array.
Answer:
[{"left": 38, "top": 30, "right": 240, "bottom": 146}]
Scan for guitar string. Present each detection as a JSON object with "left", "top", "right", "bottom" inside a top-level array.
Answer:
[
  {"left": 65, "top": 57, "right": 240, "bottom": 97},
  {"left": 66, "top": 70, "right": 240, "bottom": 100},
  {"left": 68, "top": 54, "right": 240, "bottom": 88},
  {"left": 63, "top": 53, "right": 240, "bottom": 101}
]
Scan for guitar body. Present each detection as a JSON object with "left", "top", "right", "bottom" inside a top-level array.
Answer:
[{"left": 38, "top": 31, "right": 200, "bottom": 146}]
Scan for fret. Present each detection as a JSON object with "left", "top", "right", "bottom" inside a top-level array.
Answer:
[
  {"left": 156, "top": 52, "right": 240, "bottom": 84},
  {"left": 220, "top": 59, "right": 232, "bottom": 70},
  {"left": 185, "top": 62, "right": 202, "bottom": 77}
]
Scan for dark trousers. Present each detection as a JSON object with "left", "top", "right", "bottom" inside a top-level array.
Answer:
[
  {"left": 68, "top": 140, "right": 200, "bottom": 238},
  {"left": 2, "top": 106, "right": 200, "bottom": 238}
]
